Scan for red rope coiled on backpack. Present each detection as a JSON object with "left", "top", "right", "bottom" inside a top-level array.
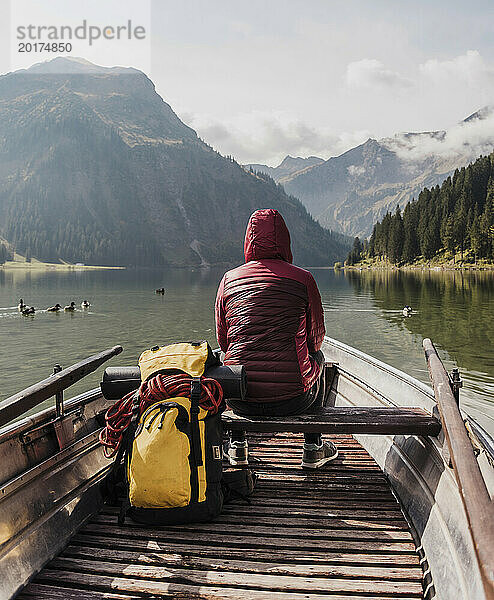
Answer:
[{"left": 99, "top": 373, "right": 223, "bottom": 458}]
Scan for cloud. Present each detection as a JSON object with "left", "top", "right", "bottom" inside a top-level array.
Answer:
[
  {"left": 382, "top": 108, "right": 494, "bottom": 162},
  {"left": 183, "top": 110, "right": 371, "bottom": 165},
  {"left": 419, "top": 50, "right": 494, "bottom": 86},
  {"left": 182, "top": 49, "right": 494, "bottom": 166},
  {"left": 345, "top": 59, "right": 412, "bottom": 90}
]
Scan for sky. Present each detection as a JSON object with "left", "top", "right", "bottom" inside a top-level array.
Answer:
[{"left": 2, "top": 0, "right": 494, "bottom": 165}]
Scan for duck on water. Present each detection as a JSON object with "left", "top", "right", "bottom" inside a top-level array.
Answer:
[{"left": 46, "top": 304, "right": 62, "bottom": 312}]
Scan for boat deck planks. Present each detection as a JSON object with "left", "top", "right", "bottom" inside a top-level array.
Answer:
[{"left": 19, "top": 433, "right": 425, "bottom": 599}]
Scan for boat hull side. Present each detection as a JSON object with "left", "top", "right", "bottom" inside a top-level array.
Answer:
[
  {"left": 0, "top": 391, "right": 110, "bottom": 599},
  {"left": 323, "top": 336, "right": 489, "bottom": 600}
]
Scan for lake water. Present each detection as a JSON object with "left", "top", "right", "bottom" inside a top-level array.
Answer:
[{"left": 1, "top": 266, "right": 493, "bottom": 435}]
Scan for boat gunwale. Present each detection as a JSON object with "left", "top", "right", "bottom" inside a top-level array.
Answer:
[
  {"left": 0, "top": 388, "right": 102, "bottom": 442},
  {"left": 324, "top": 335, "right": 494, "bottom": 460},
  {"left": 0, "top": 345, "right": 122, "bottom": 429},
  {"left": 324, "top": 335, "right": 494, "bottom": 600},
  {"left": 423, "top": 338, "right": 494, "bottom": 600}
]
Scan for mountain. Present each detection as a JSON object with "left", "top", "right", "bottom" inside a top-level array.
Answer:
[
  {"left": 279, "top": 108, "right": 494, "bottom": 238},
  {"left": 20, "top": 56, "right": 140, "bottom": 76},
  {"left": 0, "top": 58, "right": 350, "bottom": 267},
  {"left": 246, "top": 155, "right": 324, "bottom": 182}
]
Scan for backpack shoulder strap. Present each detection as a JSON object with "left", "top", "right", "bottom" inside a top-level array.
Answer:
[
  {"left": 190, "top": 377, "right": 203, "bottom": 467},
  {"left": 103, "top": 391, "right": 140, "bottom": 502},
  {"left": 116, "top": 393, "right": 141, "bottom": 525}
]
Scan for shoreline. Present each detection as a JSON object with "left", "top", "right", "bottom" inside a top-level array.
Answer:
[
  {"left": 343, "top": 263, "right": 494, "bottom": 272},
  {"left": 0, "top": 260, "right": 125, "bottom": 271}
]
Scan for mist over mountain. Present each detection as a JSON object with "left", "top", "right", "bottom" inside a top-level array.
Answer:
[
  {"left": 275, "top": 107, "right": 494, "bottom": 238},
  {"left": 0, "top": 58, "right": 349, "bottom": 267},
  {"left": 246, "top": 156, "right": 324, "bottom": 182}
]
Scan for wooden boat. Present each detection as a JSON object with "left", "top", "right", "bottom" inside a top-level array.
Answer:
[{"left": 0, "top": 337, "right": 493, "bottom": 599}]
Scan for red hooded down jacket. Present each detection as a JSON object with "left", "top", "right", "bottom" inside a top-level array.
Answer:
[{"left": 215, "top": 209, "right": 326, "bottom": 403}]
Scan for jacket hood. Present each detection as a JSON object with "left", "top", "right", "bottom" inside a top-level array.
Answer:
[{"left": 244, "top": 209, "right": 293, "bottom": 263}]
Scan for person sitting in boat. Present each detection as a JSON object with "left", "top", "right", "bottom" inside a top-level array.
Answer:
[{"left": 215, "top": 208, "right": 337, "bottom": 469}]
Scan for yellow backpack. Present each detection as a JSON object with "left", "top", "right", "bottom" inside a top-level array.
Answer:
[{"left": 119, "top": 341, "right": 224, "bottom": 525}]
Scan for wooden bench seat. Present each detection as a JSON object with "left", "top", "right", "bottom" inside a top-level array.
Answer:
[{"left": 222, "top": 407, "right": 441, "bottom": 436}]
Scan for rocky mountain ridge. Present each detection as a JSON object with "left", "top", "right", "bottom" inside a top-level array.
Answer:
[{"left": 246, "top": 155, "right": 324, "bottom": 182}]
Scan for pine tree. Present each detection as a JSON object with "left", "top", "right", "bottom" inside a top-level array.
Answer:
[
  {"left": 470, "top": 212, "right": 482, "bottom": 263},
  {"left": 441, "top": 215, "right": 456, "bottom": 260},
  {"left": 454, "top": 197, "right": 468, "bottom": 262},
  {"left": 402, "top": 202, "right": 419, "bottom": 263},
  {"left": 0, "top": 243, "right": 9, "bottom": 264},
  {"left": 346, "top": 237, "right": 363, "bottom": 265},
  {"left": 481, "top": 177, "right": 494, "bottom": 258},
  {"left": 388, "top": 206, "right": 404, "bottom": 263}
]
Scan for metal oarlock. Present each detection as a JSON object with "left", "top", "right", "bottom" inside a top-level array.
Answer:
[
  {"left": 52, "top": 364, "right": 64, "bottom": 417},
  {"left": 449, "top": 368, "right": 463, "bottom": 405}
]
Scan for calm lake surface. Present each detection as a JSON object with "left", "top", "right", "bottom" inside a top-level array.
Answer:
[{"left": 1, "top": 267, "right": 493, "bottom": 434}]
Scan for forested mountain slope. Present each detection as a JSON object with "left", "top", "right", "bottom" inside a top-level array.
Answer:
[
  {"left": 348, "top": 152, "right": 494, "bottom": 265},
  {"left": 0, "top": 57, "right": 348, "bottom": 267}
]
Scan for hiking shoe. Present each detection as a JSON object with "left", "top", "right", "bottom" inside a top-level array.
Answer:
[
  {"left": 224, "top": 440, "right": 249, "bottom": 466},
  {"left": 301, "top": 441, "right": 338, "bottom": 469}
]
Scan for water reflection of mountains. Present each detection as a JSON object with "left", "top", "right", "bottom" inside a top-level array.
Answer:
[{"left": 345, "top": 269, "right": 494, "bottom": 375}]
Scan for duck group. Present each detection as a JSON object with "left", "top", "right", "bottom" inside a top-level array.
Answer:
[{"left": 16, "top": 298, "right": 92, "bottom": 316}]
